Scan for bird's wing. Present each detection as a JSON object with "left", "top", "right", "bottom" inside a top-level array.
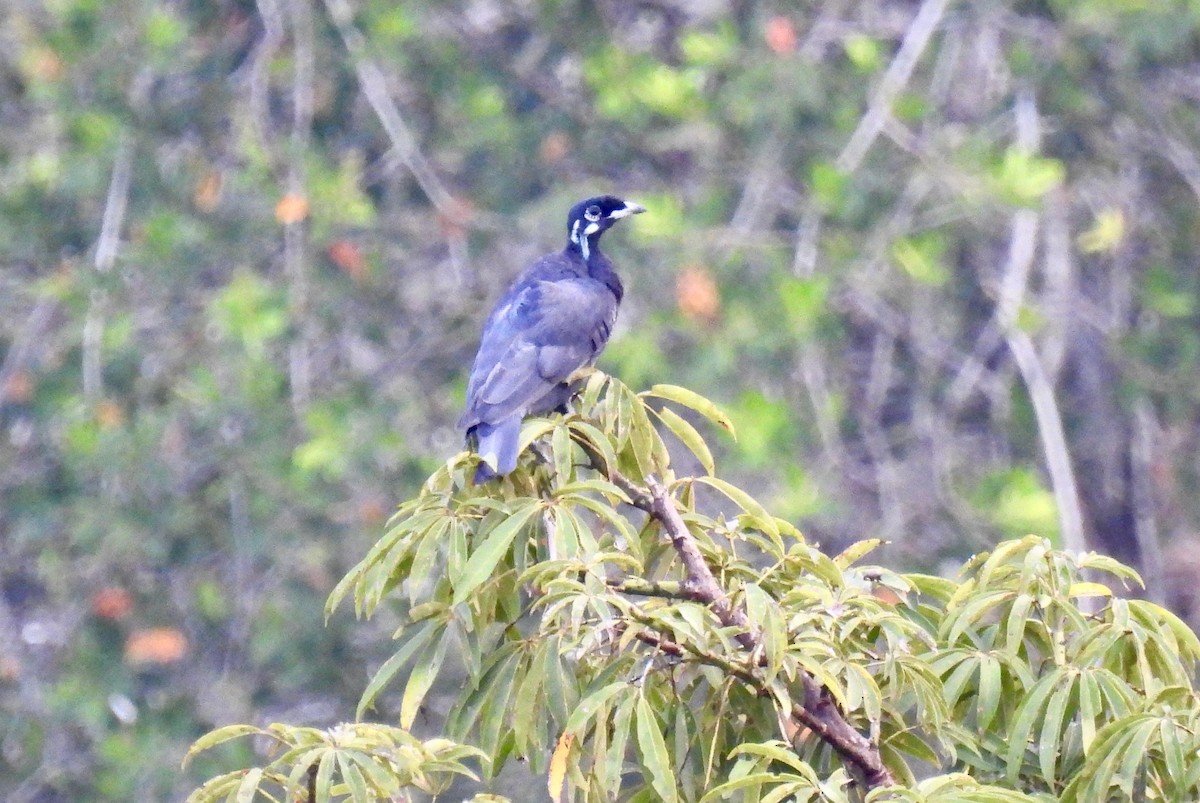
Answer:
[{"left": 460, "top": 277, "right": 616, "bottom": 429}]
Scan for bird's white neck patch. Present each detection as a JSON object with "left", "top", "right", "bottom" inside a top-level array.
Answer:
[{"left": 571, "top": 219, "right": 590, "bottom": 261}]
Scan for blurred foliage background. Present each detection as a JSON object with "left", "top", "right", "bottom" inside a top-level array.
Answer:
[{"left": 2, "top": 0, "right": 1200, "bottom": 799}]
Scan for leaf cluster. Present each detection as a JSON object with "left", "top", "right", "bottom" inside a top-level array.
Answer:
[{"left": 190, "top": 377, "right": 1200, "bottom": 801}]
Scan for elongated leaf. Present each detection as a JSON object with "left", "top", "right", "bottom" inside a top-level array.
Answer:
[
  {"left": 552, "top": 423, "right": 574, "bottom": 481},
  {"left": 565, "top": 682, "right": 630, "bottom": 735},
  {"left": 700, "top": 772, "right": 791, "bottom": 802},
  {"left": 400, "top": 629, "right": 449, "bottom": 729},
  {"left": 315, "top": 749, "right": 336, "bottom": 801},
  {"left": 1039, "top": 676, "right": 1073, "bottom": 784},
  {"left": 606, "top": 696, "right": 636, "bottom": 797},
  {"left": 833, "top": 539, "right": 883, "bottom": 569},
  {"left": 642, "top": 384, "right": 736, "bottom": 437},
  {"left": 652, "top": 405, "right": 715, "bottom": 475},
  {"left": 183, "top": 724, "right": 265, "bottom": 767},
  {"left": 728, "top": 741, "right": 818, "bottom": 777},
  {"left": 693, "top": 476, "right": 780, "bottom": 542},
  {"left": 358, "top": 619, "right": 439, "bottom": 719},
  {"left": 1005, "top": 671, "right": 1063, "bottom": 782},
  {"left": 627, "top": 385, "right": 665, "bottom": 478},
  {"left": 976, "top": 653, "right": 1002, "bottom": 732},
  {"left": 548, "top": 732, "right": 574, "bottom": 803},
  {"left": 233, "top": 767, "right": 263, "bottom": 803},
  {"left": 453, "top": 503, "right": 540, "bottom": 605},
  {"left": 337, "top": 754, "right": 370, "bottom": 803},
  {"left": 636, "top": 696, "right": 679, "bottom": 803}
]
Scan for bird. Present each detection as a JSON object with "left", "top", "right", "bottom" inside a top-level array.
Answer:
[{"left": 458, "top": 195, "right": 646, "bottom": 483}]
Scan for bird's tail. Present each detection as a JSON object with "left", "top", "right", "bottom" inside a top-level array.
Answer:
[{"left": 470, "top": 416, "right": 522, "bottom": 484}]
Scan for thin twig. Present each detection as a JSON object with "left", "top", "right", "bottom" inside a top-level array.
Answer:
[
  {"left": 84, "top": 133, "right": 134, "bottom": 403},
  {"left": 94, "top": 133, "right": 133, "bottom": 274}
]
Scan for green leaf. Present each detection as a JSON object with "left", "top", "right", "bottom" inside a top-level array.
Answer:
[
  {"left": 453, "top": 503, "right": 540, "bottom": 605},
  {"left": 1039, "top": 675, "right": 1073, "bottom": 784},
  {"left": 642, "top": 384, "right": 736, "bottom": 437},
  {"left": 565, "top": 681, "right": 630, "bottom": 735},
  {"left": 233, "top": 767, "right": 263, "bottom": 803},
  {"left": 652, "top": 405, "right": 716, "bottom": 475},
  {"left": 976, "top": 653, "right": 1002, "bottom": 732},
  {"left": 358, "top": 620, "right": 439, "bottom": 719},
  {"left": 183, "top": 724, "right": 265, "bottom": 767},
  {"left": 833, "top": 539, "right": 883, "bottom": 569},
  {"left": 692, "top": 476, "right": 780, "bottom": 543},
  {"left": 728, "top": 741, "right": 817, "bottom": 777},
  {"left": 337, "top": 754, "right": 370, "bottom": 803},
  {"left": 1005, "top": 671, "right": 1063, "bottom": 782},
  {"left": 400, "top": 629, "right": 449, "bottom": 729},
  {"left": 636, "top": 696, "right": 679, "bottom": 803},
  {"left": 552, "top": 423, "right": 574, "bottom": 481},
  {"left": 606, "top": 695, "right": 636, "bottom": 795}
]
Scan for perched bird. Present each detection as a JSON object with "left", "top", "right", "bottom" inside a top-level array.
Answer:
[{"left": 459, "top": 195, "right": 646, "bottom": 483}]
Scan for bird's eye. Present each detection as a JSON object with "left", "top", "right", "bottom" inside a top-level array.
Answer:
[{"left": 585, "top": 205, "right": 602, "bottom": 222}]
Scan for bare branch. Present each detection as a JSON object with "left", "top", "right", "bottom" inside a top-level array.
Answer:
[
  {"left": 284, "top": 0, "right": 315, "bottom": 415},
  {"left": 993, "top": 90, "right": 1087, "bottom": 555},
  {"left": 837, "top": 0, "right": 951, "bottom": 172},
  {"left": 93, "top": 133, "right": 133, "bottom": 275},
  {"left": 83, "top": 133, "right": 134, "bottom": 402},
  {"left": 321, "top": 0, "right": 458, "bottom": 216},
  {"left": 1131, "top": 399, "right": 1165, "bottom": 604}
]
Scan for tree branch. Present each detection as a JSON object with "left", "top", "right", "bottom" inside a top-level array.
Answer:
[
  {"left": 836, "top": 0, "right": 951, "bottom": 172},
  {"left": 610, "top": 469, "right": 896, "bottom": 788}
]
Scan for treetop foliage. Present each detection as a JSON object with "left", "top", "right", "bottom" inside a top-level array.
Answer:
[{"left": 190, "top": 376, "right": 1200, "bottom": 802}]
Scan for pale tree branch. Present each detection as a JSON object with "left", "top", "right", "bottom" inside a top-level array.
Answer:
[
  {"left": 1039, "top": 189, "right": 1073, "bottom": 383},
  {"left": 1131, "top": 399, "right": 1165, "bottom": 604},
  {"left": 836, "top": 0, "right": 951, "bottom": 172},
  {"left": 997, "top": 89, "right": 1087, "bottom": 556},
  {"left": 789, "top": 201, "right": 847, "bottom": 473},
  {"left": 83, "top": 132, "right": 134, "bottom": 403},
  {"left": 321, "top": 0, "right": 459, "bottom": 216},
  {"left": 321, "top": 0, "right": 496, "bottom": 286},
  {"left": 284, "top": 0, "right": 315, "bottom": 415}
]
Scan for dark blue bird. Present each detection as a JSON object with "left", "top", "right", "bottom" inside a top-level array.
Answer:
[{"left": 459, "top": 195, "right": 645, "bottom": 483}]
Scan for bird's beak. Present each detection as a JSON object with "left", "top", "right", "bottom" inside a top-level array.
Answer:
[{"left": 608, "top": 201, "right": 646, "bottom": 219}]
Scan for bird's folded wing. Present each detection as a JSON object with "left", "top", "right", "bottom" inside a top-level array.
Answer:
[{"left": 464, "top": 279, "right": 615, "bottom": 424}]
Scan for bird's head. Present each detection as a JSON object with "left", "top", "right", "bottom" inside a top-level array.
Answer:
[{"left": 566, "top": 195, "right": 645, "bottom": 260}]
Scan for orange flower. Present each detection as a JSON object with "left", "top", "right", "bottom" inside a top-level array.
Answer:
[
  {"left": 96, "top": 400, "right": 125, "bottom": 429},
  {"left": 124, "top": 627, "right": 189, "bottom": 666},
  {"left": 275, "top": 193, "right": 310, "bottom": 225},
  {"left": 2, "top": 370, "right": 34, "bottom": 404},
  {"left": 538, "top": 131, "right": 571, "bottom": 164},
  {"left": 765, "top": 17, "right": 797, "bottom": 55},
  {"left": 327, "top": 239, "right": 367, "bottom": 282},
  {"left": 194, "top": 171, "right": 223, "bottom": 213},
  {"left": 92, "top": 587, "right": 134, "bottom": 621},
  {"left": 675, "top": 265, "right": 721, "bottom": 324}
]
